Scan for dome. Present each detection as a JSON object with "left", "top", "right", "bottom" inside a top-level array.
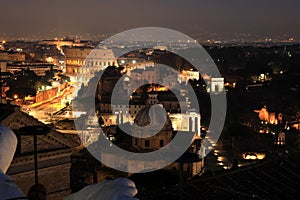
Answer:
[{"left": 134, "top": 105, "right": 173, "bottom": 132}]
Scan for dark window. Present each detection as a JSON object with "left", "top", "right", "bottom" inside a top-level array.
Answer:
[
  {"left": 145, "top": 140, "right": 150, "bottom": 148},
  {"left": 159, "top": 140, "right": 164, "bottom": 147},
  {"left": 189, "top": 117, "right": 193, "bottom": 132}
]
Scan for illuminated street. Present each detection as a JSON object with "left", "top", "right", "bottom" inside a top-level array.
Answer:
[{"left": 22, "top": 85, "right": 74, "bottom": 123}]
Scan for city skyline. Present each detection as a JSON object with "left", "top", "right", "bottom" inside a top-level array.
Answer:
[
  {"left": 1, "top": 2, "right": 300, "bottom": 199},
  {"left": 1, "top": 0, "right": 300, "bottom": 41}
]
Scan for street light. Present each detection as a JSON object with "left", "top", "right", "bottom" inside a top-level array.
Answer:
[{"left": 18, "top": 125, "right": 51, "bottom": 199}]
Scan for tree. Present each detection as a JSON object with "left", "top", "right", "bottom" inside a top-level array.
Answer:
[{"left": 45, "top": 70, "right": 54, "bottom": 80}]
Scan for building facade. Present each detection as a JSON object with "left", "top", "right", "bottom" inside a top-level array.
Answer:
[
  {"left": 0, "top": 105, "right": 80, "bottom": 200},
  {"left": 65, "top": 47, "right": 118, "bottom": 84}
]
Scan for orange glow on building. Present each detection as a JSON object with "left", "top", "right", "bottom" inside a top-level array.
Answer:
[
  {"left": 148, "top": 86, "right": 168, "bottom": 92},
  {"left": 243, "top": 152, "right": 266, "bottom": 160}
]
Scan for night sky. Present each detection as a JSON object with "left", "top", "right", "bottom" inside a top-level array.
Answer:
[{"left": 1, "top": 0, "right": 299, "bottom": 40}]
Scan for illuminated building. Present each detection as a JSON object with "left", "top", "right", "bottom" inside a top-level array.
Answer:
[
  {"left": 0, "top": 62, "right": 10, "bottom": 104},
  {"left": 66, "top": 47, "right": 118, "bottom": 84},
  {"left": 169, "top": 111, "right": 201, "bottom": 136},
  {"left": 40, "top": 38, "right": 92, "bottom": 53},
  {"left": 257, "top": 106, "right": 269, "bottom": 122},
  {"left": 129, "top": 67, "right": 160, "bottom": 91},
  {"left": 251, "top": 73, "right": 271, "bottom": 83},
  {"left": 254, "top": 106, "right": 279, "bottom": 125},
  {"left": 100, "top": 103, "right": 203, "bottom": 178},
  {"left": 117, "top": 57, "right": 152, "bottom": 68},
  {"left": 210, "top": 77, "right": 224, "bottom": 93},
  {"left": 132, "top": 105, "right": 173, "bottom": 150},
  {"left": 180, "top": 70, "right": 200, "bottom": 84},
  {"left": 65, "top": 47, "right": 93, "bottom": 77},
  {"left": 269, "top": 112, "right": 278, "bottom": 124},
  {"left": 6, "top": 62, "right": 56, "bottom": 76},
  {"left": 275, "top": 132, "right": 286, "bottom": 145},
  {"left": 78, "top": 49, "right": 118, "bottom": 85},
  {"left": 0, "top": 61, "right": 7, "bottom": 72},
  {"left": 0, "top": 51, "right": 26, "bottom": 62}
]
